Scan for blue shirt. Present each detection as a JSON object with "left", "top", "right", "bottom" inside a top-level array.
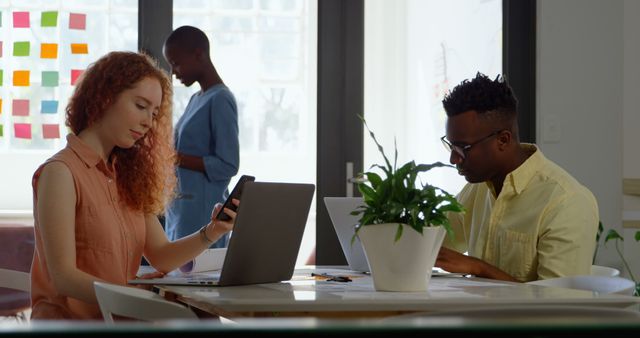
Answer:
[{"left": 165, "top": 84, "right": 240, "bottom": 246}]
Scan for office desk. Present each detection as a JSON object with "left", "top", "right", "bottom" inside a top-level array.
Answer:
[{"left": 155, "top": 267, "right": 640, "bottom": 319}]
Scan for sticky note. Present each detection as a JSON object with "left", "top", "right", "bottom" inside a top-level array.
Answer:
[
  {"left": 12, "top": 99, "right": 29, "bottom": 116},
  {"left": 40, "top": 43, "right": 58, "bottom": 59},
  {"left": 0, "top": 69, "right": 3, "bottom": 86},
  {"left": 42, "top": 124, "right": 60, "bottom": 139},
  {"left": 41, "top": 100, "right": 58, "bottom": 114},
  {"left": 14, "top": 123, "right": 31, "bottom": 139},
  {"left": 0, "top": 98, "right": 3, "bottom": 114},
  {"left": 41, "top": 11, "right": 58, "bottom": 27},
  {"left": 0, "top": 41, "right": 3, "bottom": 57},
  {"left": 71, "top": 69, "right": 83, "bottom": 85},
  {"left": 13, "top": 70, "right": 30, "bottom": 86},
  {"left": 41, "top": 71, "right": 59, "bottom": 87},
  {"left": 69, "top": 13, "right": 86, "bottom": 30},
  {"left": 0, "top": 125, "right": 3, "bottom": 137},
  {"left": 13, "top": 12, "right": 29, "bottom": 28},
  {"left": 13, "top": 41, "right": 29, "bottom": 56},
  {"left": 70, "top": 43, "right": 88, "bottom": 54}
]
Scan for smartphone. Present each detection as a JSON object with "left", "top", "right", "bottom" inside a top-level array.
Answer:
[{"left": 216, "top": 175, "right": 255, "bottom": 221}]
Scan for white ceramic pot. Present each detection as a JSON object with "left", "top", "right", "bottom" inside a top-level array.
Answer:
[{"left": 358, "top": 224, "right": 446, "bottom": 292}]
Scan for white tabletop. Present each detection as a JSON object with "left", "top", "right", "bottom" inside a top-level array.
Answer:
[{"left": 155, "top": 267, "right": 640, "bottom": 318}]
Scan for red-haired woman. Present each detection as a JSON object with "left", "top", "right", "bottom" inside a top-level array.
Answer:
[{"left": 30, "top": 51, "right": 236, "bottom": 320}]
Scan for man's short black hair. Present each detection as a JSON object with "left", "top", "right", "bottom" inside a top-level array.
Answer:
[
  {"left": 442, "top": 73, "right": 518, "bottom": 126},
  {"left": 165, "top": 25, "right": 210, "bottom": 54}
]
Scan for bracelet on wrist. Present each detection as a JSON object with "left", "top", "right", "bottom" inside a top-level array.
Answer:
[{"left": 199, "top": 224, "right": 214, "bottom": 244}]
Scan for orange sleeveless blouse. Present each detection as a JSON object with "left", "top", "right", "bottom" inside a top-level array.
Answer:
[{"left": 30, "top": 134, "right": 146, "bottom": 319}]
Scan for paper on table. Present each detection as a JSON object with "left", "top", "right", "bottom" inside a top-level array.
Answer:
[{"left": 179, "top": 248, "right": 227, "bottom": 273}]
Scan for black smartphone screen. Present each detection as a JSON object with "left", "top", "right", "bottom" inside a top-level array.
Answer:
[{"left": 216, "top": 175, "right": 255, "bottom": 221}]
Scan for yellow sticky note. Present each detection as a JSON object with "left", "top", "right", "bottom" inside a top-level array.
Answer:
[
  {"left": 40, "top": 43, "right": 58, "bottom": 59},
  {"left": 13, "top": 70, "right": 30, "bottom": 86},
  {"left": 70, "top": 43, "right": 88, "bottom": 54}
]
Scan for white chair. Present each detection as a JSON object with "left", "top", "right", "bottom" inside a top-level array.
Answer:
[
  {"left": 0, "top": 268, "right": 31, "bottom": 322},
  {"left": 590, "top": 265, "right": 620, "bottom": 277},
  {"left": 0, "top": 268, "right": 30, "bottom": 293},
  {"left": 527, "top": 275, "right": 636, "bottom": 295},
  {"left": 94, "top": 281, "right": 198, "bottom": 323}
]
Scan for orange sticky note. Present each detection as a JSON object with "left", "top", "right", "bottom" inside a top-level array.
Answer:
[
  {"left": 71, "top": 69, "right": 83, "bottom": 85},
  {"left": 70, "top": 43, "right": 88, "bottom": 54},
  {"left": 14, "top": 123, "right": 31, "bottom": 139},
  {"left": 13, "top": 70, "right": 30, "bottom": 86},
  {"left": 0, "top": 99, "right": 3, "bottom": 114},
  {"left": 40, "top": 43, "right": 58, "bottom": 59},
  {"left": 42, "top": 124, "right": 60, "bottom": 139}
]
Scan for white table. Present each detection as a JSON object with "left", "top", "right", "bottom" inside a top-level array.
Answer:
[{"left": 156, "top": 267, "right": 640, "bottom": 318}]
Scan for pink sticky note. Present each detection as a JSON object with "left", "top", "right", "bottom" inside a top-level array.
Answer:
[
  {"left": 14, "top": 123, "right": 32, "bottom": 139},
  {"left": 42, "top": 124, "right": 60, "bottom": 139},
  {"left": 69, "top": 13, "right": 86, "bottom": 30},
  {"left": 13, "top": 12, "right": 30, "bottom": 28},
  {"left": 12, "top": 99, "right": 29, "bottom": 116},
  {"left": 0, "top": 41, "right": 3, "bottom": 58},
  {"left": 71, "top": 69, "right": 84, "bottom": 85}
]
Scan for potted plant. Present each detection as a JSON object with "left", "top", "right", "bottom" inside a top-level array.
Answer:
[
  {"left": 352, "top": 118, "right": 465, "bottom": 292},
  {"left": 599, "top": 227, "right": 640, "bottom": 296}
]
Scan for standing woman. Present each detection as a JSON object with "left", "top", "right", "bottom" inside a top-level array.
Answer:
[{"left": 30, "top": 52, "right": 236, "bottom": 320}]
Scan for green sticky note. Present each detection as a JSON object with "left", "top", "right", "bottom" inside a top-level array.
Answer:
[
  {"left": 41, "top": 71, "right": 58, "bottom": 87},
  {"left": 0, "top": 125, "right": 3, "bottom": 137},
  {"left": 13, "top": 41, "right": 30, "bottom": 57},
  {"left": 0, "top": 70, "right": 3, "bottom": 86},
  {"left": 41, "top": 11, "right": 58, "bottom": 27}
]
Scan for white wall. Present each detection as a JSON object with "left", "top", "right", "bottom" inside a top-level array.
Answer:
[
  {"left": 622, "top": 0, "right": 640, "bottom": 277},
  {"left": 537, "top": 0, "right": 627, "bottom": 271}
]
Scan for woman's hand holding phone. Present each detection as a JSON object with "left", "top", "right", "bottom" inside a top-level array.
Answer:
[{"left": 207, "top": 198, "right": 239, "bottom": 240}]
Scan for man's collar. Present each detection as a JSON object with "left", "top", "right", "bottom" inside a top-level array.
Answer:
[{"left": 503, "top": 143, "right": 543, "bottom": 195}]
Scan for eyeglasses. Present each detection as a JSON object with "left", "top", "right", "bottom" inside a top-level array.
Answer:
[{"left": 440, "top": 130, "right": 504, "bottom": 159}]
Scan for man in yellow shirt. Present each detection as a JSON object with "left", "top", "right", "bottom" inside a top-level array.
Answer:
[{"left": 436, "top": 73, "right": 599, "bottom": 282}]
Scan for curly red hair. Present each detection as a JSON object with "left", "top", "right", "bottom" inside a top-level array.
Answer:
[{"left": 66, "top": 51, "right": 176, "bottom": 214}]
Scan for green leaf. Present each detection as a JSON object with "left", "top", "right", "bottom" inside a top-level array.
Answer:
[
  {"left": 604, "top": 229, "right": 623, "bottom": 243},
  {"left": 394, "top": 223, "right": 403, "bottom": 242},
  {"left": 366, "top": 172, "right": 383, "bottom": 189},
  {"left": 394, "top": 137, "right": 398, "bottom": 171},
  {"left": 596, "top": 221, "right": 604, "bottom": 242},
  {"left": 635, "top": 231, "right": 640, "bottom": 242},
  {"left": 359, "top": 114, "right": 393, "bottom": 172}
]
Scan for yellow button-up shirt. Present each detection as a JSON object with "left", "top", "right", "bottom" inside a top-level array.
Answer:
[{"left": 444, "top": 144, "right": 599, "bottom": 282}]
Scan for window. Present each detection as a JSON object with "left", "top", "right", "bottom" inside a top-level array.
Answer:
[
  {"left": 364, "top": 0, "right": 502, "bottom": 195},
  {"left": 173, "top": 0, "right": 317, "bottom": 265},
  {"left": 0, "top": 0, "right": 137, "bottom": 213}
]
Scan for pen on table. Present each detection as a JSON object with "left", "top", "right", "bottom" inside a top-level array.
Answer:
[{"left": 311, "top": 272, "right": 352, "bottom": 282}]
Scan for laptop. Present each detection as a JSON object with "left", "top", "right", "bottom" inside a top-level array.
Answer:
[
  {"left": 129, "top": 181, "right": 315, "bottom": 286},
  {"left": 324, "top": 197, "right": 370, "bottom": 272}
]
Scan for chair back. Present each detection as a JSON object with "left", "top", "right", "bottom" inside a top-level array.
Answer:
[
  {"left": 0, "top": 268, "right": 30, "bottom": 292},
  {"left": 590, "top": 265, "right": 620, "bottom": 277},
  {"left": 0, "top": 224, "right": 34, "bottom": 317},
  {"left": 527, "top": 275, "right": 636, "bottom": 295},
  {"left": 94, "top": 281, "right": 198, "bottom": 323}
]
